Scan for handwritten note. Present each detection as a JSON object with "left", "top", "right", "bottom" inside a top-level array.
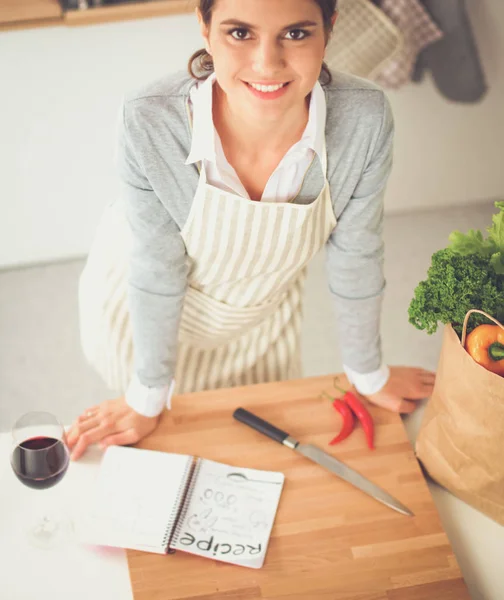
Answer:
[
  {"left": 172, "top": 458, "right": 285, "bottom": 568},
  {"left": 77, "top": 447, "right": 194, "bottom": 553}
]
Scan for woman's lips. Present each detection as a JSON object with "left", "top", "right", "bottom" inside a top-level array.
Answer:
[{"left": 244, "top": 81, "right": 292, "bottom": 100}]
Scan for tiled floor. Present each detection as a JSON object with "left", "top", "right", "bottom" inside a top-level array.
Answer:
[{"left": 0, "top": 200, "right": 497, "bottom": 434}]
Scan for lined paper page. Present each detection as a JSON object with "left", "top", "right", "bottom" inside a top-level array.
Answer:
[
  {"left": 171, "top": 459, "right": 284, "bottom": 568},
  {"left": 77, "top": 446, "right": 193, "bottom": 554}
]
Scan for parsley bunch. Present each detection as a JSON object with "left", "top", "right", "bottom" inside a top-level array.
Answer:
[{"left": 408, "top": 202, "right": 504, "bottom": 337}]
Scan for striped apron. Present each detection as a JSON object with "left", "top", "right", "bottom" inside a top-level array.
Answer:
[{"left": 78, "top": 142, "right": 336, "bottom": 395}]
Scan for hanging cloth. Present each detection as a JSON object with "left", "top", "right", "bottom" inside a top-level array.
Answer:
[
  {"left": 373, "top": 0, "right": 444, "bottom": 89},
  {"left": 324, "top": 0, "right": 403, "bottom": 80},
  {"left": 412, "top": 0, "right": 488, "bottom": 103}
]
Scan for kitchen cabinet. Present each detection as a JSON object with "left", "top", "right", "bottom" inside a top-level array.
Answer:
[
  {"left": 0, "top": 0, "right": 62, "bottom": 30},
  {"left": 0, "top": 0, "right": 196, "bottom": 31}
]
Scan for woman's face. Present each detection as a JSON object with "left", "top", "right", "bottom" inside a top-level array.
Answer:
[{"left": 198, "top": 0, "right": 331, "bottom": 120}]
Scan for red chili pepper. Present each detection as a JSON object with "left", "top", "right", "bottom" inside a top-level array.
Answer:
[
  {"left": 329, "top": 398, "right": 355, "bottom": 445},
  {"left": 333, "top": 382, "right": 375, "bottom": 450},
  {"left": 321, "top": 391, "right": 355, "bottom": 445}
]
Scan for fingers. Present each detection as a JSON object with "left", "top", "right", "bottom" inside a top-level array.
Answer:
[
  {"left": 391, "top": 366, "right": 436, "bottom": 381},
  {"left": 70, "top": 419, "right": 117, "bottom": 461},
  {"left": 409, "top": 373, "right": 436, "bottom": 400},
  {"left": 67, "top": 416, "right": 101, "bottom": 449},
  {"left": 419, "top": 371, "right": 436, "bottom": 389},
  {"left": 420, "top": 369, "right": 436, "bottom": 379},
  {"left": 78, "top": 407, "right": 101, "bottom": 422},
  {"left": 388, "top": 367, "right": 436, "bottom": 401},
  {"left": 100, "top": 428, "right": 139, "bottom": 449},
  {"left": 419, "top": 374, "right": 436, "bottom": 386},
  {"left": 67, "top": 397, "right": 160, "bottom": 460},
  {"left": 397, "top": 399, "right": 418, "bottom": 413},
  {"left": 406, "top": 385, "right": 433, "bottom": 401},
  {"left": 366, "top": 392, "right": 417, "bottom": 414}
]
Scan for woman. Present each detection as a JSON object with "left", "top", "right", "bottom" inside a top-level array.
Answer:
[{"left": 68, "top": 0, "right": 435, "bottom": 461}]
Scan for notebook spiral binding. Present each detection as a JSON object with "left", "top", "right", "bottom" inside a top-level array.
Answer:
[{"left": 162, "top": 458, "right": 202, "bottom": 552}]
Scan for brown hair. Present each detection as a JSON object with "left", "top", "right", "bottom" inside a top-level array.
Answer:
[{"left": 188, "top": 0, "right": 338, "bottom": 85}]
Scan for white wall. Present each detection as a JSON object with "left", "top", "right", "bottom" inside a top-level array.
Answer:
[
  {"left": 386, "top": 1, "right": 504, "bottom": 215},
  {"left": 1, "top": 0, "right": 503, "bottom": 269}
]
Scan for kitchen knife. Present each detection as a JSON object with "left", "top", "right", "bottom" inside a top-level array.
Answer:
[{"left": 233, "top": 407, "right": 414, "bottom": 517}]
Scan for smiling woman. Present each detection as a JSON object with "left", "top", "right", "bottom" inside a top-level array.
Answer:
[
  {"left": 69, "top": 0, "right": 435, "bottom": 461},
  {"left": 191, "top": 0, "right": 338, "bottom": 200}
]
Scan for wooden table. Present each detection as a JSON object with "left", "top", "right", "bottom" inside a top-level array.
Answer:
[{"left": 128, "top": 375, "right": 470, "bottom": 600}]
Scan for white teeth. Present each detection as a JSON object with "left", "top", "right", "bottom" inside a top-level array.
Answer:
[{"left": 249, "top": 82, "right": 286, "bottom": 93}]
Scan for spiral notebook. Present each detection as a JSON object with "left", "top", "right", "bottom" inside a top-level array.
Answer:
[{"left": 78, "top": 446, "right": 285, "bottom": 569}]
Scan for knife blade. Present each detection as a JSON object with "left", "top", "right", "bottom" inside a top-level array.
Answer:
[{"left": 233, "top": 407, "right": 414, "bottom": 517}]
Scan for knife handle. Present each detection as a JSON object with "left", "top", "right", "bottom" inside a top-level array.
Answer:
[{"left": 233, "top": 408, "right": 290, "bottom": 445}]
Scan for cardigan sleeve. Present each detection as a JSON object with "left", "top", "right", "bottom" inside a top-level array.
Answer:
[
  {"left": 116, "top": 100, "right": 189, "bottom": 390},
  {"left": 325, "top": 91, "right": 394, "bottom": 374}
]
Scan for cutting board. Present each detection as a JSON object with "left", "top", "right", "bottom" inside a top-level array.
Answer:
[{"left": 127, "top": 375, "right": 470, "bottom": 600}]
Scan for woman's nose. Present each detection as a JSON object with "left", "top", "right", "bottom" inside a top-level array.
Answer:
[{"left": 251, "top": 40, "right": 286, "bottom": 76}]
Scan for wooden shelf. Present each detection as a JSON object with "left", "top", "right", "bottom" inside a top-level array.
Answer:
[
  {"left": 64, "top": 0, "right": 197, "bottom": 26},
  {"left": 0, "top": 0, "right": 196, "bottom": 32},
  {"left": 0, "top": 0, "right": 61, "bottom": 30},
  {"left": 0, "top": 16, "right": 62, "bottom": 32},
  {"left": 0, "top": 0, "right": 61, "bottom": 24}
]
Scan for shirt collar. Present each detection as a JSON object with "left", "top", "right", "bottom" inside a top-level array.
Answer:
[
  {"left": 185, "top": 74, "right": 327, "bottom": 166},
  {"left": 303, "top": 80, "right": 327, "bottom": 162},
  {"left": 185, "top": 73, "right": 217, "bottom": 165}
]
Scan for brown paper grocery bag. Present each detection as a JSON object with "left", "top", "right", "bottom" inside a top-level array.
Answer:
[{"left": 416, "top": 310, "right": 504, "bottom": 525}]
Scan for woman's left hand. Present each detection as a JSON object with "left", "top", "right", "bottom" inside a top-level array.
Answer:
[{"left": 365, "top": 366, "right": 436, "bottom": 414}]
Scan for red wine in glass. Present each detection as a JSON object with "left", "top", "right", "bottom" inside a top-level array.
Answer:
[
  {"left": 11, "top": 436, "right": 69, "bottom": 490},
  {"left": 10, "top": 411, "right": 71, "bottom": 547}
]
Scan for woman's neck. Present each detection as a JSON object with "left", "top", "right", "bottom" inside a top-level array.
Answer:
[{"left": 213, "top": 83, "right": 310, "bottom": 160}]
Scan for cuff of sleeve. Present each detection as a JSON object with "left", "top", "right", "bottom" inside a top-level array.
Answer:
[
  {"left": 343, "top": 364, "right": 390, "bottom": 396},
  {"left": 125, "top": 375, "right": 175, "bottom": 417}
]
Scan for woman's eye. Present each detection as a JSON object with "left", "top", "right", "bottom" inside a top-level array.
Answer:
[
  {"left": 285, "top": 29, "right": 309, "bottom": 41},
  {"left": 229, "top": 28, "right": 250, "bottom": 41}
]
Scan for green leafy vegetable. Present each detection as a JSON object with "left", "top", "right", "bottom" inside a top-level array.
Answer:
[
  {"left": 448, "top": 229, "right": 494, "bottom": 256},
  {"left": 490, "top": 252, "right": 504, "bottom": 275},
  {"left": 408, "top": 249, "right": 504, "bottom": 337},
  {"left": 449, "top": 201, "right": 504, "bottom": 273},
  {"left": 409, "top": 201, "right": 504, "bottom": 337}
]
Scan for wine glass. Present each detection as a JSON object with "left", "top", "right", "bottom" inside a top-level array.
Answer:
[{"left": 10, "top": 411, "right": 71, "bottom": 547}]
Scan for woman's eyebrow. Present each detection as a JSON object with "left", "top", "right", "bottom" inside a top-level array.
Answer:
[{"left": 219, "top": 19, "right": 319, "bottom": 29}]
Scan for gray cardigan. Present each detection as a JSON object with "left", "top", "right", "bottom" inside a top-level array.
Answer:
[{"left": 116, "top": 70, "right": 394, "bottom": 388}]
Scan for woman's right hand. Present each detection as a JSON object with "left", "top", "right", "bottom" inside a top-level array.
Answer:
[{"left": 66, "top": 397, "right": 161, "bottom": 461}]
